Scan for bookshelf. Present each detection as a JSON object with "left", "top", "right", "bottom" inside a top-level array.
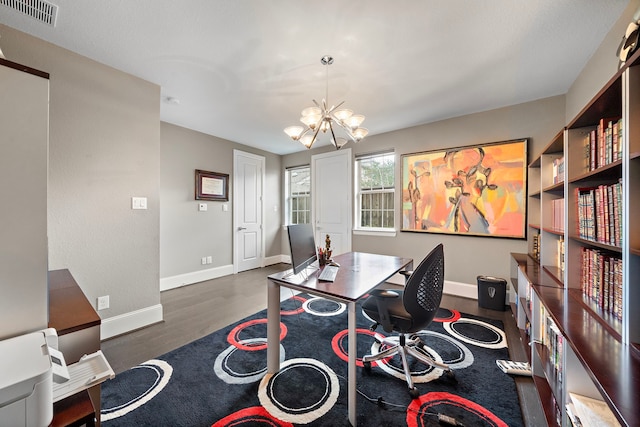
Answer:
[{"left": 510, "top": 48, "right": 640, "bottom": 427}]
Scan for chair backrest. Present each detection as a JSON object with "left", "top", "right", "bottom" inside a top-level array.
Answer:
[{"left": 402, "top": 243, "right": 444, "bottom": 330}]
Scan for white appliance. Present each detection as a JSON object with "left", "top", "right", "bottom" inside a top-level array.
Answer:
[{"left": 0, "top": 331, "right": 55, "bottom": 427}]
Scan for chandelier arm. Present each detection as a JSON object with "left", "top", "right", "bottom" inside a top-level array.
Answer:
[
  {"left": 306, "top": 122, "right": 323, "bottom": 148},
  {"left": 332, "top": 119, "right": 357, "bottom": 142},
  {"left": 327, "top": 121, "right": 341, "bottom": 149},
  {"left": 299, "top": 126, "right": 312, "bottom": 138},
  {"left": 326, "top": 100, "right": 346, "bottom": 115}
]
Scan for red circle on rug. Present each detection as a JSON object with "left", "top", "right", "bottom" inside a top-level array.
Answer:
[
  {"left": 280, "top": 295, "right": 306, "bottom": 315},
  {"left": 331, "top": 328, "right": 391, "bottom": 367},
  {"left": 434, "top": 309, "right": 461, "bottom": 323},
  {"left": 211, "top": 405, "right": 294, "bottom": 427},
  {"left": 406, "top": 391, "right": 508, "bottom": 427},
  {"left": 227, "top": 319, "right": 287, "bottom": 351}
]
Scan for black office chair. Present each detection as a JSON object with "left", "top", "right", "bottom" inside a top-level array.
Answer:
[{"left": 362, "top": 243, "right": 454, "bottom": 398}]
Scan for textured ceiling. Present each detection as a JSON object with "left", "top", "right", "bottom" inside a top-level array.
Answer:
[{"left": 0, "top": 0, "right": 629, "bottom": 154}]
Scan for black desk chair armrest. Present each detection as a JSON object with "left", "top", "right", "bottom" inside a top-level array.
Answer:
[{"left": 369, "top": 289, "right": 399, "bottom": 333}]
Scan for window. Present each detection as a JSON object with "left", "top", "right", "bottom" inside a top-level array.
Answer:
[
  {"left": 356, "top": 152, "right": 395, "bottom": 230},
  {"left": 286, "top": 166, "right": 311, "bottom": 224}
]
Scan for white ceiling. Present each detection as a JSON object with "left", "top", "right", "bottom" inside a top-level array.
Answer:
[{"left": 0, "top": 0, "right": 629, "bottom": 154}]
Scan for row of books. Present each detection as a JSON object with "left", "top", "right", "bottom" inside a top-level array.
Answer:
[
  {"left": 551, "top": 198, "right": 565, "bottom": 232},
  {"left": 552, "top": 156, "right": 564, "bottom": 184},
  {"left": 580, "top": 247, "right": 623, "bottom": 320},
  {"left": 575, "top": 180, "right": 623, "bottom": 246},
  {"left": 581, "top": 117, "right": 623, "bottom": 172},
  {"left": 543, "top": 315, "right": 564, "bottom": 385}
]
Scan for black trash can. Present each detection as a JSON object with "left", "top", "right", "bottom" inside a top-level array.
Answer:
[{"left": 477, "top": 275, "right": 507, "bottom": 311}]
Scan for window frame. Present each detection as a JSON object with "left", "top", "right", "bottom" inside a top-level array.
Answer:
[
  {"left": 354, "top": 151, "right": 396, "bottom": 236},
  {"left": 285, "top": 165, "right": 311, "bottom": 225}
]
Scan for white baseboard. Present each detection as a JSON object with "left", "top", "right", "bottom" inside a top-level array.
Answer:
[
  {"left": 387, "top": 277, "right": 477, "bottom": 299},
  {"left": 101, "top": 303, "right": 163, "bottom": 340},
  {"left": 444, "top": 280, "right": 478, "bottom": 300},
  {"left": 160, "top": 264, "right": 234, "bottom": 291},
  {"left": 264, "top": 255, "right": 286, "bottom": 266}
]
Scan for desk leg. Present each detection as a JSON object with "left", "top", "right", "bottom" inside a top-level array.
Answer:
[
  {"left": 348, "top": 301, "right": 357, "bottom": 426},
  {"left": 267, "top": 280, "right": 281, "bottom": 374}
]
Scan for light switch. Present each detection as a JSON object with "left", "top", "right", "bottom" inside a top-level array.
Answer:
[{"left": 132, "top": 197, "right": 147, "bottom": 210}]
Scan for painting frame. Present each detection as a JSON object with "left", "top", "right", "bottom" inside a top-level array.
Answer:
[
  {"left": 401, "top": 138, "right": 528, "bottom": 239},
  {"left": 195, "top": 169, "right": 229, "bottom": 201}
]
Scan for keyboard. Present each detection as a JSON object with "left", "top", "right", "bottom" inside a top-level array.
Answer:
[{"left": 318, "top": 265, "right": 339, "bottom": 282}]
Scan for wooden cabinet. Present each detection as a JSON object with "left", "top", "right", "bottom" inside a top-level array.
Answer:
[
  {"left": 49, "top": 269, "right": 101, "bottom": 426},
  {"left": 510, "top": 50, "right": 640, "bottom": 427}
]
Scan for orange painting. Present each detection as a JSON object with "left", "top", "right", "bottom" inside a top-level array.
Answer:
[{"left": 402, "top": 139, "right": 527, "bottom": 238}]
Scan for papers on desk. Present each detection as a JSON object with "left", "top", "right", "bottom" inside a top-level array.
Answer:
[
  {"left": 53, "top": 350, "right": 114, "bottom": 403},
  {"left": 568, "top": 393, "right": 621, "bottom": 427}
]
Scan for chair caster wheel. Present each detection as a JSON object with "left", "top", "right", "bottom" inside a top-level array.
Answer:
[
  {"left": 409, "top": 387, "right": 420, "bottom": 399},
  {"left": 363, "top": 361, "right": 372, "bottom": 372},
  {"left": 445, "top": 370, "right": 457, "bottom": 382}
]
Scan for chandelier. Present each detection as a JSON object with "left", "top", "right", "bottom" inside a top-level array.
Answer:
[{"left": 284, "top": 55, "right": 368, "bottom": 150}]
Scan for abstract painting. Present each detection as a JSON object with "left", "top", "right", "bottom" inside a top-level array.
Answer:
[{"left": 401, "top": 139, "right": 527, "bottom": 238}]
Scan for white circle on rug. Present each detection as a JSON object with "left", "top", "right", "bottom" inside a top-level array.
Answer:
[
  {"left": 415, "top": 331, "right": 474, "bottom": 369},
  {"left": 214, "top": 338, "right": 285, "bottom": 384},
  {"left": 101, "top": 359, "right": 172, "bottom": 421},
  {"left": 258, "top": 357, "right": 339, "bottom": 423},
  {"left": 370, "top": 337, "right": 444, "bottom": 383},
  {"left": 302, "top": 297, "right": 346, "bottom": 316},
  {"left": 443, "top": 318, "right": 507, "bottom": 349}
]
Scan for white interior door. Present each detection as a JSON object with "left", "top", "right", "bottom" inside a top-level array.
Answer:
[
  {"left": 312, "top": 148, "right": 352, "bottom": 255},
  {"left": 233, "top": 150, "right": 264, "bottom": 272}
]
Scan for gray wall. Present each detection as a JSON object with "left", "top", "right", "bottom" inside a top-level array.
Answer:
[
  {"left": 0, "top": 24, "right": 162, "bottom": 320},
  {"left": 282, "top": 96, "right": 565, "bottom": 286},
  {"left": 0, "top": 0, "right": 635, "bottom": 337},
  {"left": 566, "top": 0, "right": 640, "bottom": 123},
  {"left": 160, "top": 122, "right": 282, "bottom": 280},
  {"left": 0, "top": 62, "right": 49, "bottom": 340}
]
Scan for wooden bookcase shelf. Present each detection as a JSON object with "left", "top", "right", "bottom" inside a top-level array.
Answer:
[{"left": 508, "top": 48, "right": 640, "bottom": 427}]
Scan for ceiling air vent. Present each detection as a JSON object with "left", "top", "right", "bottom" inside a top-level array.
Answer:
[{"left": 0, "top": 0, "right": 58, "bottom": 27}]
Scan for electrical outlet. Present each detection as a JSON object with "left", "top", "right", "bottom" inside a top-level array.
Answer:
[
  {"left": 201, "top": 257, "right": 207, "bottom": 265},
  {"left": 206, "top": 256, "right": 212, "bottom": 264},
  {"left": 97, "top": 295, "right": 110, "bottom": 310}
]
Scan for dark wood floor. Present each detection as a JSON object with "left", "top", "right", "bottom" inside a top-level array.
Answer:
[{"left": 101, "top": 264, "right": 544, "bottom": 426}]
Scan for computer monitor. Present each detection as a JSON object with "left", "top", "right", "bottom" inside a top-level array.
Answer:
[{"left": 287, "top": 224, "right": 318, "bottom": 275}]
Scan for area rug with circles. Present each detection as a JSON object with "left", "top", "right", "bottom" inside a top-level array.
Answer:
[{"left": 101, "top": 293, "right": 524, "bottom": 426}]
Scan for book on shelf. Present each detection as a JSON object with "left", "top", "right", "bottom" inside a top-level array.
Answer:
[
  {"left": 552, "top": 198, "right": 565, "bottom": 232},
  {"left": 581, "top": 117, "right": 623, "bottom": 173},
  {"left": 545, "top": 316, "right": 564, "bottom": 384},
  {"left": 575, "top": 181, "right": 622, "bottom": 246},
  {"left": 552, "top": 156, "right": 565, "bottom": 184},
  {"left": 532, "top": 231, "right": 540, "bottom": 261},
  {"left": 580, "top": 247, "right": 623, "bottom": 320}
]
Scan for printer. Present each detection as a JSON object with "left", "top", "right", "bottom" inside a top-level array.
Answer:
[{"left": 0, "top": 329, "right": 69, "bottom": 427}]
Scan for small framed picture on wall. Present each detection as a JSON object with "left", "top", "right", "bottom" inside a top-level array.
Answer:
[{"left": 195, "top": 169, "right": 229, "bottom": 201}]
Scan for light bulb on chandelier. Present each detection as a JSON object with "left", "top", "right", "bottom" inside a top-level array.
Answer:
[{"left": 284, "top": 55, "right": 368, "bottom": 150}]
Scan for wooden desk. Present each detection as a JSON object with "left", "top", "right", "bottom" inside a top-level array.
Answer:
[
  {"left": 267, "top": 252, "right": 412, "bottom": 426},
  {"left": 48, "top": 269, "right": 101, "bottom": 426}
]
